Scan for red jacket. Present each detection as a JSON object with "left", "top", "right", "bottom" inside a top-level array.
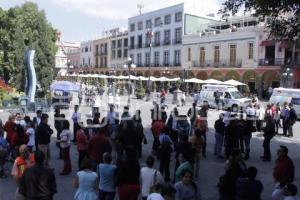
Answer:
[
  {"left": 88, "top": 134, "right": 112, "bottom": 163},
  {"left": 273, "top": 155, "right": 294, "bottom": 185},
  {"left": 151, "top": 121, "right": 165, "bottom": 137}
]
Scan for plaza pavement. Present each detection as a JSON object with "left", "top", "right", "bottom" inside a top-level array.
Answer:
[{"left": 0, "top": 94, "right": 300, "bottom": 200}]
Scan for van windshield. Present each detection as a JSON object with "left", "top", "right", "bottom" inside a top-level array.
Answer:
[
  {"left": 291, "top": 98, "right": 300, "bottom": 105},
  {"left": 230, "top": 91, "right": 244, "bottom": 99}
]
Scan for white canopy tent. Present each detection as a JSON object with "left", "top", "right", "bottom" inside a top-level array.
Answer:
[
  {"left": 202, "top": 79, "right": 223, "bottom": 84},
  {"left": 222, "top": 79, "right": 246, "bottom": 86},
  {"left": 185, "top": 78, "right": 204, "bottom": 84}
]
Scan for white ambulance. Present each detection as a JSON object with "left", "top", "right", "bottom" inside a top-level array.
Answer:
[
  {"left": 269, "top": 88, "right": 300, "bottom": 119},
  {"left": 198, "top": 84, "right": 252, "bottom": 111}
]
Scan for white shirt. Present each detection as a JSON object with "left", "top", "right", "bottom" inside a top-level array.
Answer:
[
  {"left": 256, "top": 108, "right": 265, "bottom": 120},
  {"left": 60, "top": 129, "right": 71, "bottom": 149},
  {"left": 26, "top": 128, "right": 35, "bottom": 147},
  {"left": 246, "top": 107, "right": 256, "bottom": 116},
  {"left": 147, "top": 193, "right": 164, "bottom": 200},
  {"left": 140, "top": 167, "right": 164, "bottom": 197},
  {"left": 72, "top": 112, "right": 81, "bottom": 123}
]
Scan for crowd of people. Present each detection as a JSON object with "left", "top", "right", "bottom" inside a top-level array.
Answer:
[{"left": 0, "top": 95, "right": 298, "bottom": 200}]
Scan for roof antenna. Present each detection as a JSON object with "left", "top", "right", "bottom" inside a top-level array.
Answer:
[{"left": 137, "top": 3, "right": 144, "bottom": 15}]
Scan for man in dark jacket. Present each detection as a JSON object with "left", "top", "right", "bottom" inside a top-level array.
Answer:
[
  {"left": 214, "top": 113, "right": 225, "bottom": 158},
  {"left": 19, "top": 151, "right": 57, "bottom": 200},
  {"left": 261, "top": 115, "right": 275, "bottom": 161},
  {"left": 37, "top": 114, "right": 53, "bottom": 167}
]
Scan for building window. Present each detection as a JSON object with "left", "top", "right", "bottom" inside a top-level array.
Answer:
[
  {"left": 146, "top": 20, "right": 152, "bottom": 29},
  {"left": 112, "top": 50, "right": 116, "bottom": 59},
  {"left": 154, "top": 52, "right": 160, "bottom": 66},
  {"left": 175, "top": 28, "right": 182, "bottom": 43},
  {"left": 130, "top": 23, "right": 135, "bottom": 32},
  {"left": 85, "top": 47, "right": 88, "bottom": 52},
  {"left": 137, "top": 53, "right": 142, "bottom": 66},
  {"left": 95, "top": 58, "right": 98, "bottom": 67},
  {"left": 111, "top": 40, "right": 116, "bottom": 49},
  {"left": 175, "top": 12, "right": 182, "bottom": 22},
  {"left": 145, "top": 52, "right": 150, "bottom": 66},
  {"left": 104, "top": 57, "right": 107, "bottom": 67},
  {"left": 229, "top": 44, "right": 236, "bottom": 65},
  {"left": 124, "top": 38, "right": 128, "bottom": 47},
  {"left": 164, "top": 14, "right": 171, "bottom": 24},
  {"left": 123, "top": 49, "right": 128, "bottom": 58},
  {"left": 100, "top": 58, "right": 103, "bottom": 67},
  {"left": 214, "top": 46, "right": 220, "bottom": 66},
  {"left": 117, "top": 50, "right": 122, "bottom": 58},
  {"left": 155, "top": 17, "right": 162, "bottom": 26},
  {"left": 248, "top": 43, "right": 254, "bottom": 59},
  {"left": 138, "top": 35, "right": 143, "bottom": 48},
  {"left": 130, "top": 54, "right": 134, "bottom": 63},
  {"left": 154, "top": 32, "right": 160, "bottom": 46},
  {"left": 188, "top": 48, "right": 191, "bottom": 61},
  {"left": 88, "top": 57, "right": 91, "bottom": 66},
  {"left": 174, "top": 50, "right": 181, "bottom": 65},
  {"left": 164, "top": 30, "right": 170, "bottom": 44},
  {"left": 138, "top": 21, "right": 143, "bottom": 30},
  {"left": 200, "top": 47, "right": 205, "bottom": 66},
  {"left": 117, "top": 39, "right": 122, "bottom": 48},
  {"left": 130, "top": 36, "right": 135, "bottom": 49},
  {"left": 104, "top": 43, "right": 107, "bottom": 54},
  {"left": 95, "top": 45, "right": 99, "bottom": 55},
  {"left": 164, "top": 51, "right": 169, "bottom": 66}
]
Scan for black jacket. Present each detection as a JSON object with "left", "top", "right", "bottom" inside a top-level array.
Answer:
[
  {"left": 214, "top": 119, "right": 225, "bottom": 135},
  {"left": 19, "top": 165, "right": 57, "bottom": 200},
  {"left": 37, "top": 122, "right": 53, "bottom": 145}
]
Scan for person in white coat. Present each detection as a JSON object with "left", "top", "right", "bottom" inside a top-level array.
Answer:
[{"left": 256, "top": 104, "right": 265, "bottom": 132}]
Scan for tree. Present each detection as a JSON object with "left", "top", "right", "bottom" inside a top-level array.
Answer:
[
  {"left": 0, "top": 2, "right": 57, "bottom": 95},
  {"left": 220, "top": 0, "right": 300, "bottom": 41},
  {"left": 135, "top": 79, "right": 145, "bottom": 99}
]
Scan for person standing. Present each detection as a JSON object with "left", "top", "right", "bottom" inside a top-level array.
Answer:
[
  {"left": 19, "top": 151, "right": 56, "bottom": 200},
  {"left": 71, "top": 105, "right": 81, "bottom": 143},
  {"left": 288, "top": 103, "right": 297, "bottom": 137},
  {"left": 98, "top": 153, "right": 117, "bottom": 200},
  {"left": 57, "top": 120, "right": 72, "bottom": 175},
  {"left": 214, "top": 90, "right": 221, "bottom": 110},
  {"left": 256, "top": 104, "right": 265, "bottom": 132},
  {"left": 73, "top": 158, "right": 98, "bottom": 200},
  {"left": 261, "top": 114, "right": 275, "bottom": 161},
  {"left": 281, "top": 102, "right": 290, "bottom": 137},
  {"left": 140, "top": 155, "right": 164, "bottom": 200},
  {"left": 187, "top": 103, "right": 198, "bottom": 135},
  {"left": 273, "top": 146, "right": 295, "bottom": 186},
  {"left": 274, "top": 104, "right": 281, "bottom": 135},
  {"left": 235, "top": 166, "right": 263, "bottom": 200},
  {"left": 175, "top": 153, "right": 193, "bottom": 183},
  {"left": 25, "top": 121, "right": 35, "bottom": 152},
  {"left": 77, "top": 124, "right": 88, "bottom": 170},
  {"left": 214, "top": 113, "right": 225, "bottom": 158},
  {"left": 37, "top": 114, "right": 53, "bottom": 167},
  {"left": 151, "top": 120, "right": 165, "bottom": 155},
  {"left": 32, "top": 110, "right": 42, "bottom": 129},
  {"left": 194, "top": 114, "right": 208, "bottom": 157},
  {"left": 189, "top": 129, "right": 202, "bottom": 178}
]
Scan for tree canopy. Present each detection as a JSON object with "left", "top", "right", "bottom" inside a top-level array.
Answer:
[
  {"left": 0, "top": 2, "right": 57, "bottom": 95},
  {"left": 220, "top": 0, "right": 300, "bottom": 41}
]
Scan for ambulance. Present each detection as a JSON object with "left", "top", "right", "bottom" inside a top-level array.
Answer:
[
  {"left": 198, "top": 84, "right": 252, "bottom": 111},
  {"left": 269, "top": 88, "right": 300, "bottom": 119}
]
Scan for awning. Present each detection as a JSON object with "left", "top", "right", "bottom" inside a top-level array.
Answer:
[{"left": 260, "top": 40, "right": 276, "bottom": 46}]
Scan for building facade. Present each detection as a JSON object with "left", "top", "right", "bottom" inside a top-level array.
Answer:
[
  {"left": 67, "top": 48, "right": 81, "bottom": 68},
  {"left": 93, "top": 37, "right": 110, "bottom": 68},
  {"left": 110, "top": 29, "right": 128, "bottom": 69},
  {"left": 80, "top": 40, "right": 94, "bottom": 67}
]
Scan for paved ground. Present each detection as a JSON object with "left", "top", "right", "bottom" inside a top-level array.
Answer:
[{"left": 0, "top": 94, "right": 300, "bottom": 200}]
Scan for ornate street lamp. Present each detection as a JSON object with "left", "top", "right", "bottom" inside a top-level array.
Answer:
[
  {"left": 124, "top": 57, "right": 136, "bottom": 104},
  {"left": 283, "top": 67, "right": 293, "bottom": 88}
]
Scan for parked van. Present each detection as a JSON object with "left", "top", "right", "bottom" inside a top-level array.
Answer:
[
  {"left": 269, "top": 87, "right": 300, "bottom": 118},
  {"left": 198, "top": 84, "right": 252, "bottom": 111}
]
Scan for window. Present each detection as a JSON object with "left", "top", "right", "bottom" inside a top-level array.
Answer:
[
  {"left": 200, "top": 47, "right": 205, "bottom": 66},
  {"left": 174, "top": 50, "right": 181, "bottom": 65},
  {"left": 104, "top": 57, "right": 107, "bottom": 67},
  {"left": 95, "top": 45, "right": 99, "bottom": 54},
  {"left": 123, "top": 49, "right": 128, "bottom": 58},
  {"left": 164, "top": 15, "right": 171, "bottom": 24},
  {"left": 130, "top": 36, "right": 135, "bottom": 49},
  {"left": 117, "top": 50, "right": 122, "bottom": 58},
  {"left": 214, "top": 46, "right": 220, "bottom": 65},
  {"left": 137, "top": 53, "right": 142, "bottom": 66},
  {"left": 175, "top": 28, "right": 182, "bottom": 43},
  {"left": 88, "top": 57, "right": 91, "bottom": 66},
  {"left": 130, "top": 54, "right": 134, "bottom": 63},
  {"left": 154, "top": 52, "right": 160, "bottom": 66},
  {"left": 117, "top": 39, "right": 122, "bottom": 48},
  {"left": 164, "top": 51, "right": 169, "bottom": 66},
  {"left": 146, "top": 20, "right": 152, "bottom": 29},
  {"left": 188, "top": 48, "right": 191, "bottom": 61},
  {"left": 154, "top": 32, "right": 160, "bottom": 46},
  {"left": 138, "top": 21, "right": 143, "bottom": 30},
  {"left": 130, "top": 23, "right": 135, "bottom": 32},
  {"left": 175, "top": 12, "right": 182, "bottom": 22},
  {"left": 100, "top": 44, "right": 103, "bottom": 53},
  {"left": 229, "top": 44, "right": 236, "bottom": 65},
  {"left": 124, "top": 38, "right": 128, "bottom": 47},
  {"left": 248, "top": 43, "right": 254, "bottom": 59},
  {"left": 138, "top": 35, "right": 143, "bottom": 48},
  {"left": 111, "top": 41, "right": 116, "bottom": 49},
  {"left": 100, "top": 58, "right": 103, "bottom": 67},
  {"left": 112, "top": 50, "right": 116, "bottom": 59},
  {"left": 104, "top": 43, "right": 107, "bottom": 54},
  {"left": 155, "top": 17, "right": 162, "bottom": 26},
  {"left": 95, "top": 58, "right": 99, "bottom": 67},
  {"left": 145, "top": 52, "right": 150, "bottom": 66},
  {"left": 85, "top": 47, "right": 88, "bottom": 52},
  {"left": 164, "top": 30, "right": 170, "bottom": 44}
]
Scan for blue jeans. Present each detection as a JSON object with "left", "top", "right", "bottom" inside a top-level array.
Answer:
[
  {"left": 214, "top": 132, "right": 224, "bottom": 156},
  {"left": 99, "top": 190, "right": 115, "bottom": 200}
]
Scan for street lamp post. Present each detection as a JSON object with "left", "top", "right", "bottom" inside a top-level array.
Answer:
[
  {"left": 146, "top": 29, "right": 153, "bottom": 91},
  {"left": 124, "top": 57, "right": 136, "bottom": 105},
  {"left": 283, "top": 67, "right": 293, "bottom": 88}
]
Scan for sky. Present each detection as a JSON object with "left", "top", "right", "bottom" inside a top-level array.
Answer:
[{"left": 0, "top": 0, "right": 222, "bottom": 42}]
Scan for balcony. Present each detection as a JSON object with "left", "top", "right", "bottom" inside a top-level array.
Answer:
[
  {"left": 163, "top": 40, "right": 170, "bottom": 45},
  {"left": 136, "top": 62, "right": 181, "bottom": 67},
  {"left": 258, "top": 58, "right": 285, "bottom": 66},
  {"left": 173, "top": 39, "right": 182, "bottom": 45},
  {"left": 193, "top": 59, "right": 242, "bottom": 68}
]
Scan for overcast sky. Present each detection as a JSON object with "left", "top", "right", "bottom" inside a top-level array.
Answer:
[{"left": 0, "top": 0, "right": 222, "bottom": 42}]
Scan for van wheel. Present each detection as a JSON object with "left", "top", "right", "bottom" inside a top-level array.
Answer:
[{"left": 232, "top": 104, "right": 238, "bottom": 113}]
